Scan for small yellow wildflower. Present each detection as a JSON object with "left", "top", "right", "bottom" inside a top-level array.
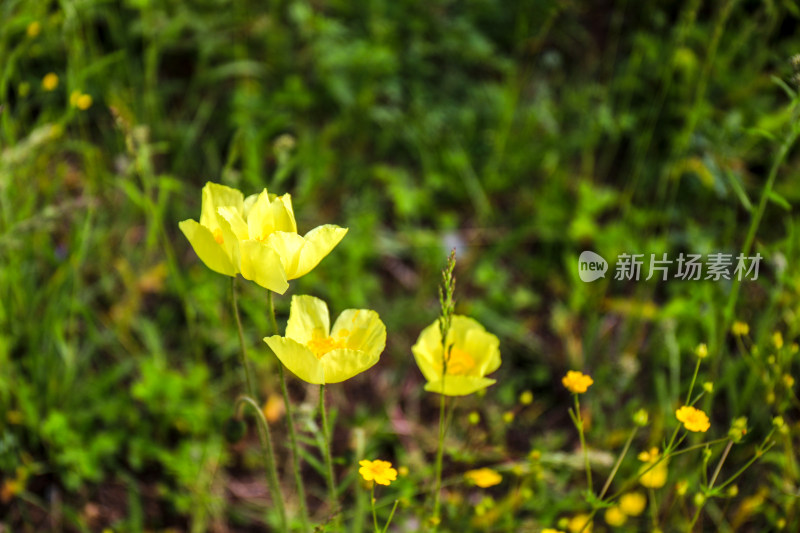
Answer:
[
  {"left": 619, "top": 492, "right": 646, "bottom": 516},
  {"left": 562, "top": 370, "right": 593, "bottom": 394},
  {"left": 503, "top": 411, "right": 515, "bottom": 424},
  {"left": 468, "top": 411, "right": 481, "bottom": 425},
  {"left": 464, "top": 468, "right": 502, "bottom": 488},
  {"left": 773, "top": 331, "right": 784, "bottom": 349},
  {"left": 632, "top": 409, "right": 649, "bottom": 427},
  {"left": 783, "top": 374, "right": 795, "bottom": 388},
  {"left": 519, "top": 390, "right": 533, "bottom": 405},
  {"left": 567, "top": 514, "right": 593, "bottom": 533},
  {"left": 42, "top": 73, "right": 59, "bottom": 91},
  {"left": 358, "top": 459, "right": 397, "bottom": 486},
  {"left": 731, "top": 321, "right": 749, "bottom": 336},
  {"left": 676, "top": 405, "right": 710, "bottom": 433},
  {"left": 27, "top": 21, "right": 41, "bottom": 38},
  {"left": 638, "top": 448, "right": 668, "bottom": 489},
  {"left": 676, "top": 479, "right": 688, "bottom": 496},
  {"left": 695, "top": 343, "right": 708, "bottom": 359},
  {"left": 604, "top": 506, "right": 627, "bottom": 527},
  {"left": 703, "top": 381, "right": 714, "bottom": 393},
  {"left": 70, "top": 91, "right": 93, "bottom": 110}
]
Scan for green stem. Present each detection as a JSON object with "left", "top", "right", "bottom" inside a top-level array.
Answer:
[
  {"left": 231, "top": 278, "right": 287, "bottom": 531},
  {"left": 574, "top": 394, "right": 593, "bottom": 492},
  {"left": 685, "top": 358, "right": 701, "bottom": 405},
  {"left": 599, "top": 427, "right": 638, "bottom": 499},
  {"left": 320, "top": 384, "right": 340, "bottom": 524},
  {"left": 235, "top": 395, "right": 287, "bottom": 532},
  {"left": 371, "top": 485, "right": 379, "bottom": 533},
  {"left": 382, "top": 500, "right": 400, "bottom": 533},
  {"left": 268, "top": 291, "right": 311, "bottom": 532}
]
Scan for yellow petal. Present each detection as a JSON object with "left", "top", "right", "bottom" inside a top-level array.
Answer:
[
  {"left": 265, "top": 231, "right": 306, "bottom": 275},
  {"left": 424, "top": 376, "right": 497, "bottom": 396},
  {"left": 217, "top": 206, "right": 250, "bottom": 240},
  {"left": 332, "top": 309, "right": 386, "bottom": 361},
  {"left": 321, "top": 348, "right": 380, "bottom": 383},
  {"left": 451, "top": 316, "right": 501, "bottom": 376},
  {"left": 247, "top": 190, "right": 297, "bottom": 238},
  {"left": 411, "top": 320, "right": 443, "bottom": 383},
  {"left": 286, "top": 295, "right": 331, "bottom": 344},
  {"left": 264, "top": 336, "right": 324, "bottom": 384},
  {"left": 238, "top": 240, "right": 289, "bottom": 293},
  {"left": 178, "top": 219, "right": 236, "bottom": 276},
  {"left": 290, "top": 225, "right": 348, "bottom": 279},
  {"left": 199, "top": 182, "right": 244, "bottom": 230}
]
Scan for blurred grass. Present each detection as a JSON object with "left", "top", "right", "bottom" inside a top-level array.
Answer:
[{"left": 1, "top": 0, "right": 800, "bottom": 531}]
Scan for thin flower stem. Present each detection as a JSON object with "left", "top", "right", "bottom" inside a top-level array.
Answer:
[
  {"left": 685, "top": 358, "right": 701, "bottom": 405},
  {"left": 382, "top": 500, "right": 400, "bottom": 533},
  {"left": 371, "top": 485, "right": 379, "bottom": 533},
  {"left": 687, "top": 439, "right": 734, "bottom": 531},
  {"left": 268, "top": 291, "right": 311, "bottom": 532},
  {"left": 574, "top": 394, "right": 593, "bottom": 492},
  {"left": 599, "top": 427, "right": 638, "bottom": 499},
  {"left": 231, "top": 278, "right": 287, "bottom": 532},
  {"left": 320, "top": 384, "right": 340, "bottom": 524},
  {"left": 235, "top": 395, "right": 287, "bottom": 532}
]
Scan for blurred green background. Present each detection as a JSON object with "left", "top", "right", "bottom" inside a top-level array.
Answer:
[{"left": 2, "top": 0, "right": 800, "bottom": 531}]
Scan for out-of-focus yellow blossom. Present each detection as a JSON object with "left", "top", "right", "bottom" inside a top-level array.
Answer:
[
  {"left": 619, "top": 492, "right": 646, "bottom": 516},
  {"left": 731, "top": 321, "right": 749, "bottom": 336},
  {"left": 542, "top": 529, "right": 565, "bottom": 533},
  {"left": 676, "top": 479, "right": 688, "bottom": 496},
  {"left": 264, "top": 295, "right": 385, "bottom": 384},
  {"left": 503, "top": 411, "right": 515, "bottom": 424},
  {"left": 562, "top": 370, "right": 593, "bottom": 393},
  {"left": 783, "top": 374, "right": 795, "bottom": 388},
  {"left": 638, "top": 448, "right": 668, "bottom": 489},
  {"left": 703, "top": 381, "right": 714, "bottom": 393},
  {"left": 773, "top": 331, "right": 784, "bottom": 349},
  {"left": 358, "top": 459, "right": 397, "bottom": 486},
  {"left": 604, "top": 506, "right": 626, "bottom": 527},
  {"left": 464, "top": 468, "right": 502, "bottom": 488},
  {"left": 70, "top": 91, "right": 93, "bottom": 110},
  {"left": 468, "top": 411, "right": 481, "bottom": 425},
  {"left": 695, "top": 343, "right": 708, "bottom": 359},
  {"left": 567, "top": 514, "right": 593, "bottom": 533},
  {"left": 632, "top": 409, "right": 649, "bottom": 427},
  {"left": 27, "top": 21, "right": 41, "bottom": 37},
  {"left": 179, "top": 182, "right": 347, "bottom": 293},
  {"left": 519, "top": 390, "right": 533, "bottom": 405},
  {"left": 42, "top": 73, "right": 58, "bottom": 91},
  {"left": 412, "top": 315, "right": 500, "bottom": 396},
  {"left": 676, "top": 405, "right": 710, "bottom": 432}
]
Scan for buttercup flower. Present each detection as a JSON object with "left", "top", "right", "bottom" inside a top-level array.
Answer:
[
  {"left": 638, "top": 448, "right": 668, "bottom": 489},
  {"left": 359, "top": 459, "right": 397, "bottom": 486},
  {"left": 562, "top": 370, "right": 593, "bottom": 394},
  {"left": 264, "top": 295, "right": 385, "bottom": 384},
  {"left": 464, "top": 468, "right": 502, "bottom": 488},
  {"left": 179, "top": 182, "right": 347, "bottom": 293},
  {"left": 412, "top": 315, "right": 501, "bottom": 396},
  {"left": 619, "top": 492, "right": 646, "bottom": 516},
  {"left": 675, "top": 405, "right": 710, "bottom": 433},
  {"left": 567, "top": 514, "right": 593, "bottom": 533},
  {"left": 731, "top": 321, "right": 749, "bottom": 336},
  {"left": 42, "top": 73, "right": 58, "bottom": 91},
  {"left": 604, "top": 506, "right": 626, "bottom": 527}
]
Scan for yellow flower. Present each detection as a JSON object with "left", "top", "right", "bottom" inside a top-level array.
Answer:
[
  {"left": 773, "top": 331, "right": 784, "bottom": 349},
  {"left": 731, "top": 321, "right": 749, "bottom": 336},
  {"left": 567, "top": 514, "right": 593, "bottom": 533},
  {"left": 695, "top": 343, "right": 708, "bottom": 359},
  {"left": 675, "top": 405, "right": 710, "bottom": 433},
  {"left": 412, "top": 316, "right": 501, "bottom": 396},
  {"left": 619, "top": 492, "right": 646, "bottom": 516},
  {"left": 42, "top": 73, "right": 58, "bottom": 91},
  {"left": 358, "top": 459, "right": 397, "bottom": 486},
  {"left": 562, "top": 370, "right": 593, "bottom": 394},
  {"left": 179, "top": 182, "right": 347, "bottom": 293},
  {"left": 27, "top": 21, "right": 41, "bottom": 38},
  {"left": 638, "top": 448, "right": 668, "bottom": 489},
  {"left": 542, "top": 530, "right": 565, "bottom": 533},
  {"left": 604, "top": 506, "right": 627, "bottom": 527},
  {"left": 264, "top": 295, "right": 385, "bottom": 384},
  {"left": 70, "top": 91, "right": 92, "bottom": 110},
  {"left": 464, "top": 468, "right": 502, "bottom": 488}
]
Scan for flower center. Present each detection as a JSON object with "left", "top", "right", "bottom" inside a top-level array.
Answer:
[
  {"left": 213, "top": 228, "right": 224, "bottom": 244},
  {"left": 307, "top": 331, "right": 348, "bottom": 360},
  {"left": 445, "top": 347, "right": 475, "bottom": 376}
]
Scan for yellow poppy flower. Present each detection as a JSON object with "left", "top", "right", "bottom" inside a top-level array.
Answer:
[
  {"left": 179, "top": 182, "right": 347, "bottom": 293},
  {"left": 464, "top": 468, "right": 502, "bottom": 488},
  {"left": 264, "top": 295, "right": 386, "bottom": 384},
  {"left": 359, "top": 459, "right": 397, "bottom": 486},
  {"left": 675, "top": 405, "right": 710, "bottom": 432},
  {"left": 412, "top": 315, "right": 501, "bottom": 396}
]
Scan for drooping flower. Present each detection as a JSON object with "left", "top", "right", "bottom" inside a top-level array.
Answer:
[
  {"left": 562, "top": 370, "right": 593, "bottom": 394},
  {"left": 464, "top": 468, "right": 502, "bottom": 488},
  {"left": 412, "top": 315, "right": 501, "bottom": 396},
  {"left": 359, "top": 459, "right": 397, "bottom": 486},
  {"left": 637, "top": 448, "right": 668, "bottom": 489},
  {"left": 264, "top": 295, "right": 385, "bottom": 384},
  {"left": 179, "top": 182, "right": 347, "bottom": 293},
  {"left": 675, "top": 405, "right": 710, "bottom": 433}
]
